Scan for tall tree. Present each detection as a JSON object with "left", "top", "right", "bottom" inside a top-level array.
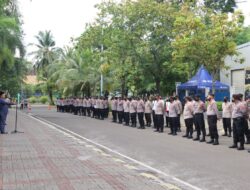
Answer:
[{"left": 30, "top": 31, "right": 60, "bottom": 104}]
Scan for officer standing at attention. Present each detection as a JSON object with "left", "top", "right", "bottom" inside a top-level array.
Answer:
[
  {"left": 0, "top": 91, "right": 12, "bottom": 134},
  {"left": 238, "top": 94, "right": 250, "bottom": 144},
  {"left": 175, "top": 96, "right": 183, "bottom": 132},
  {"left": 99, "top": 97, "right": 105, "bottom": 120},
  {"left": 152, "top": 96, "right": 157, "bottom": 128},
  {"left": 111, "top": 97, "right": 118, "bottom": 122},
  {"left": 193, "top": 95, "right": 206, "bottom": 142},
  {"left": 129, "top": 97, "right": 137, "bottom": 127},
  {"left": 155, "top": 96, "right": 164, "bottom": 133},
  {"left": 183, "top": 96, "right": 194, "bottom": 139},
  {"left": 222, "top": 97, "right": 232, "bottom": 137},
  {"left": 229, "top": 94, "right": 247, "bottom": 150},
  {"left": 117, "top": 97, "right": 124, "bottom": 124},
  {"left": 206, "top": 94, "right": 219, "bottom": 145},
  {"left": 145, "top": 97, "right": 152, "bottom": 127},
  {"left": 168, "top": 96, "right": 178, "bottom": 135},
  {"left": 123, "top": 97, "right": 130, "bottom": 126},
  {"left": 137, "top": 97, "right": 145, "bottom": 129}
]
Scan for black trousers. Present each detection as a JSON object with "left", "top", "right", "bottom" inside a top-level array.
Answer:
[
  {"left": 145, "top": 113, "right": 152, "bottom": 126},
  {"left": 194, "top": 113, "right": 206, "bottom": 138},
  {"left": 165, "top": 115, "right": 170, "bottom": 127},
  {"left": 105, "top": 108, "right": 109, "bottom": 118},
  {"left": 86, "top": 107, "right": 91, "bottom": 116},
  {"left": 153, "top": 111, "right": 157, "bottom": 128},
  {"left": 207, "top": 115, "right": 218, "bottom": 140},
  {"left": 156, "top": 114, "right": 164, "bottom": 132},
  {"left": 170, "top": 117, "right": 177, "bottom": 134},
  {"left": 233, "top": 117, "right": 245, "bottom": 145},
  {"left": 138, "top": 112, "right": 145, "bottom": 128},
  {"left": 222, "top": 118, "right": 231, "bottom": 135},
  {"left": 184, "top": 118, "right": 193, "bottom": 137},
  {"left": 244, "top": 119, "right": 250, "bottom": 142},
  {"left": 118, "top": 111, "right": 124, "bottom": 123},
  {"left": 83, "top": 107, "right": 86, "bottom": 116},
  {"left": 177, "top": 114, "right": 181, "bottom": 129},
  {"left": 100, "top": 109, "right": 104, "bottom": 119},
  {"left": 130, "top": 113, "right": 137, "bottom": 127},
  {"left": 124, "top": 112, "right": 130, "bottom": 125},
  {"left": 112, "top": 110, "right": 117, "bottom": 122}
]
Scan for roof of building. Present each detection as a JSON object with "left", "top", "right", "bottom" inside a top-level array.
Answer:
[{"left": 24, "top": 75, "right": 39, "bottom": 85}]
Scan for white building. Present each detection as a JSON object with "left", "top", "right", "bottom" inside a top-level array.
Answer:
[{"left": 220, "top": 42, "right": 250, "bottom": 96}]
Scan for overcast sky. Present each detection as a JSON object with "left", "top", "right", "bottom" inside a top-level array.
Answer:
[{"left": 18, "top": 0, "right": 250, "bottom": 54}]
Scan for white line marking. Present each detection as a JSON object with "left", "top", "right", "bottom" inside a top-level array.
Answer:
[{"left": 28, "top": 114, "right": 202, "bottom": 190}]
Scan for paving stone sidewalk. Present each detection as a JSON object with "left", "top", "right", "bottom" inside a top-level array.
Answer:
[{"left": 0, "top": 110, "right": 187, "bottom": 190}]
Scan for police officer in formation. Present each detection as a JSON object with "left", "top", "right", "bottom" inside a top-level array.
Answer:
[
  {"left": 56, "top": 94, "right": 250, "bottom": 153},
  {"left": 0, "top": 91, "right": 12, "bottom": 134}
]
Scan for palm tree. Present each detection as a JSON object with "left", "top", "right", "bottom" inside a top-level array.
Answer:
[{"left": 30, "top": 30, "right": 60, "bottom": 105}]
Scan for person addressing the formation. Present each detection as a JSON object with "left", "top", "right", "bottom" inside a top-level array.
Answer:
[{"left": 0, "top": 91, "right": 13, "bottom": 134}]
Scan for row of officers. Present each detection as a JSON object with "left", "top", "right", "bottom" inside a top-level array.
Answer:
[{"left": 56, "top": 93, "right": 250, "bottom": 152}]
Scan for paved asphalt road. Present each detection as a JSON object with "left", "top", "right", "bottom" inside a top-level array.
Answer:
[{"left": 26, "top": 107, "right": 250, "bottom": 190}]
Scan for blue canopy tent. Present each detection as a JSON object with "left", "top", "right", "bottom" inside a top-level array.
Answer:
[{"left": 177, "top": 66, "right": 230, "bottom": 101}]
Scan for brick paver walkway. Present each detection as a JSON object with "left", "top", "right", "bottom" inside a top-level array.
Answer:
[{"left": 0, "top": 110, "right": 185, "bottom": 190}]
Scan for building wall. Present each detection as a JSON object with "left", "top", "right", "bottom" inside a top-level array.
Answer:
[{"left": 220, "top": 42, "right": 250, "bottom": 95}]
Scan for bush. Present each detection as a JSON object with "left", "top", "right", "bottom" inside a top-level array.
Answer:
[
  {"left": 39, "top": 96, "right": 48, "bottom": 104},
  {"left": 217, "top": 101, "right": 223, "bottom": 112},
  {"left": 29, "top": 96, "right": 37, "bottom": 104}
]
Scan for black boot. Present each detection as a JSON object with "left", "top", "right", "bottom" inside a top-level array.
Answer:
[
  {"left": 229, "top": 144, "right": 237, "bottom": 149},
  {"left": 200, "top": 136, "right": 205, "bottom": 142},
  {"left": 193, "top": 136, "right": 200, "bottom": 141},
  {"left": 222, "top": 133, "right": 228, "bottom": 136},
  {"left": 213, "top": 139, "right": 219, "bottom": 145},
  {"left": 238, "top": 142, "right": 244, "bottom": 150},
  {"left": 228, "top": 133, "right": 232, "bottom": 137},
  {"left": 207, "top": 139, "right": 214, "bottom": 144},
  {"left": 245, "top": 139, "right": 250, "bottom": 144}
]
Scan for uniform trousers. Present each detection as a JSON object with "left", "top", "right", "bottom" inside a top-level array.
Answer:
[
  {"left": 222, "top": 118, "right": 231, "bottom": 135},
  {"left": 243, "top": 118, "right": 250, "bottom": 142},
  {"left": 117, "top": 111, "right": 124, "bottom": 123},
  {"left": 194, "top": 113, "right": 206, "bottom": 138},
  {"left": 177, "top": 114, "right": 181, "bottom": 130},
  {"left": 137, "top": 112, "right": 145, "bottom": 128},
  {"left": 86, "top": 107, "right": 91, "bottom": 116},
  {"left": 207, "top": 115, "right": 218, "bottom": 140},
  {"left": 170, "top": 117, "right": 177, "bottom": 134},
  {"left": 112, "top": 110, "right": 117, "bottom": 122},
  {"left": 124, "top": 112, "right": 130, "bottom": 125},
  {"left": 145, "top": 113, "right": 152, "bottom": 126},
  {"left": 130, "top": 113, "right": 137, "bottom": 127},
  {"left": 0, "top": 113, "right": 7, "bottom": 133},
  {"left": 233, "top": 117, "right": 245, "bottom": 145},
  {"left": 184, "top": 118, "right": 193, "bottom": 137},
  {"left": 165, "top": 114, "right": 170, "bottom": 127},
  {"left": 156, "top": 114, "right": 164, "bottom": 132},
  {"left": 152, "top": 111, "right": 156, "bottom": 128}
]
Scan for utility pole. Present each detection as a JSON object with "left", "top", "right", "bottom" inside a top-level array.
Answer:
[{"left": 100, "top": 26, "right": 104, "bottom": 97}]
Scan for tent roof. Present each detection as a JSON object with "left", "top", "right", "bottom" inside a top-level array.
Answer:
[{"left": 178, "top": 66, "right": 229, "bottom": 90}]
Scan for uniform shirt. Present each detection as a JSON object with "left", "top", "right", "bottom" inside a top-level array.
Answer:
[
  {"left": 123, "top": 100, "right": 130, "bottom": 113},
  {"left": 129, "top": 100, "right": 137, "bottom": 113},
  {"left": 111, "top": 100, "right": 118, "bottom": 111},
  {"left": 99, "top": 99, "right": 104, "bottom": 109},
  {"left": 207, "top": 99, "right": 219, "bottom": 117},
  {"left": 73, "top": 99, "right": 78, "bottom": 107},
  {"left": 83, "top": 99, "right": 87, "bottom": 107},
  {"left": 117, "top": 100, "right": 124, "bottom": 111},
  {"left": 137, "top": 100, "right": 145, "bottom": 113},
  {"left": 104, "top": 100, "right": 109, "bottom": 109},
  {"left": 175, "top": 100, "right": 183, "bottom": 114},
  {"left": 183, "top": 101, "right": 194, "bottom": 120},
  {"left": 145, "top": 101, "right": 152, "bottom": 114},
  {"left": 193, "top": 100, "right": 206, "bottom": 114},
  {"left": 169, "top": 101, "right": 178, "bottom": 118},
  {"left": 86, "top": 99, "right": 91, "bottom": 107},
  {"left": 155, "top": 100, "right": 164, "bottom": 115},
  {"left": 96, "top": 99, "right": 100, "bottom": 109},
  {"left": 232, "top": 101, "right": 247, "bottom": 118},
  {"left": 152, "top": 100, "right": 157, "bottom": 111},
  {"left": 222, "top": 102, "right": 232, "bottom": 118}
]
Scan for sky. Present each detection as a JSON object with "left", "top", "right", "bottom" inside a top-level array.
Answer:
[{"left": 18, "top": 0, "right": 250, "bottom": 55}]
